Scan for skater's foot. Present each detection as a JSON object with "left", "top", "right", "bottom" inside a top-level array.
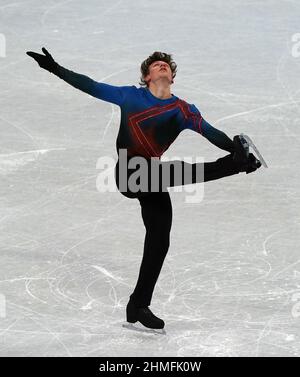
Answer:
[
  {"left": 126, "top": 300, "right": 165, "bottom": 329},
  {"left": 233, "top": 135, "right": 261, "bottom": 174}
]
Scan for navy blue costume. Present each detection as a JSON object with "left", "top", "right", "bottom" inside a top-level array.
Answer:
[{"left": 57, "top": 66, "right": 235, "bottom": 158}]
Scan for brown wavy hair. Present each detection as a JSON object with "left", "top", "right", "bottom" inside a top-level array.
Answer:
[{"left": 139, "top": 51, "right": 177, "bottom": 87}]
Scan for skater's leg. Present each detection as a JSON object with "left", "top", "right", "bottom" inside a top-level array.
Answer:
[
  {"left": 204, "top": 154, "right": 241, "bottom": 182},
  {"left": 129, "top": 191, "right": 172, "bottom": 307},
  {"left": 154, "top": 153, "right": 241, "bottom": 190},
  {"left": 115, "top": 153, "right": 244, "bottom": 197}
]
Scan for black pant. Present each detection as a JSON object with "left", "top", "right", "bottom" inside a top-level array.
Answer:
[{"left": 114, "top": 154, "right": 240, "bottom": 307}]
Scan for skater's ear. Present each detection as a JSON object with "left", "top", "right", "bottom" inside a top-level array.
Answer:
[{"left": 144, "top": 71, "right": 151, "bottom": 86}]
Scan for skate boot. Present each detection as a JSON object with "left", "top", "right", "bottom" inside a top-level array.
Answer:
[
  {"left": 233, "top": 134, "right": 261, "bottom": 174},
  {"left": 126, "top": 300, "right": 165, "bottom": 329}
]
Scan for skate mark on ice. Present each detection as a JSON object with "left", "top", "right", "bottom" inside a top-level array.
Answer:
[{"left": 261, "top": 229, "right": 282, "bottom": 256}]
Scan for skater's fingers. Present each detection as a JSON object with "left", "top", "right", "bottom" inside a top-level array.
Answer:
[
  {"left": 247, "top": 153, "right": 262, "bottom": 173},
  {"left": 42, "top": 47, "right": 52, "bottom": 59},
  {"left": 26, "top": 51, "right": 42, "bottom": 59}
]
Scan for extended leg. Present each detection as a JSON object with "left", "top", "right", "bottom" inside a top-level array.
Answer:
[
  {"left": 154, "top": 153, "right": 241, "bottom": 190},
  {"left": 114, "top": 153, "right": 243, "bottom": 197}
]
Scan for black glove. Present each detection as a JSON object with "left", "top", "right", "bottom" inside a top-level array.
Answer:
[
  {"left": 26, "top": 47, "right": 60, "bottom": 75},
  {"left": 232, "top": 135, "right": 261, "bottom": 174},
  {"left": 245, "top": 153, "right": 261, "bottom": 174},
  {"left": 232, "top": 135, "right": 249, "bottom": 165}
]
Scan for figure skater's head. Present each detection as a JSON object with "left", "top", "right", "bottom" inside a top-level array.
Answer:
[{"left": 139, "top": 51, "right": 177, "bottom": 87}]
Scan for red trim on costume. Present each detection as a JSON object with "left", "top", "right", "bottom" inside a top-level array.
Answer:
[{"left": 127, "top": 99, "right": 203, "bottom": 158}]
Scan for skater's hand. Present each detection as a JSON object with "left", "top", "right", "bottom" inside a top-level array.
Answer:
[
  {"left": 26, "top": 47, "right": 59, "bottom": 75},
  {"left": 246, "top": 153, "right": 261, "bottom": 174},
  {"left": 232, "top": 135, "right": 261, "bottom": 174}
]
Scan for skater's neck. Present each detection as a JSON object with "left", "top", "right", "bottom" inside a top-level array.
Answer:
[{"left": 147, "top": 82, "right": 172, "bottom": 100}]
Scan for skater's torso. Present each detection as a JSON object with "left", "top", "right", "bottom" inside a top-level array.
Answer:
[{"left": 116, "top": 86, "right": 203, "bottom": 159}]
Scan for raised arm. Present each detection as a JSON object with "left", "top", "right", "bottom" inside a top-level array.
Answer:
[
  {"left": 56, "top": 66, "right": 131, "bottom": 106},
  {"left": 183, "top": 103, "right": 235, "bottom": 153},
  {"left": 26, "top": 47, "right": 130, "bottom": 106}
]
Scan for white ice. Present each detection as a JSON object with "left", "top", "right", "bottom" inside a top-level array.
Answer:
[{"left": 0, "top": 0, "right": 300, "bottom": 356}]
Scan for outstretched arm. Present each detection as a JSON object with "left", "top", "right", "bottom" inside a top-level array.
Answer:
[
  {"left": 183, "top": 103, "right": 235, "bottom": 153},
  {"left": 55, "top": 66, "right": 129, "bottom": 106},
  {"left": 182, "top": 103, "right": 262, "bottom": 174},
  {"left": 26, "top": 47, "right": 129, "bottom": 106},
  {"left": 200, "top": 118, "right": 235, "bottom": 153}
]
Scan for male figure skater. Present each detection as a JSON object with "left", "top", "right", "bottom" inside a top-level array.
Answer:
[{"left": 26, "top": 48, "right": 261, "bottom": 330}]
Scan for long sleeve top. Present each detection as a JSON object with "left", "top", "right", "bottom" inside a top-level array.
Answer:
[{"left": 56, "top": 66, "right": 235, "bottom": 159}]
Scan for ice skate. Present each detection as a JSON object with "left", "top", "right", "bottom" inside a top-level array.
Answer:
[
  {"left": 124, "top": 300, "right": 166, "bottom": 333},
  {"left": 240, "top": 133, "right": 268, "bottom": 168},
  {"left": 122, "top": 322, "right": 166, "bottom": 335}
]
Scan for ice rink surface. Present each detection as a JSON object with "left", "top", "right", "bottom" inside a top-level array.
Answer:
[{"left": 0, "top": 0, "right": 300, "bottom": 356}]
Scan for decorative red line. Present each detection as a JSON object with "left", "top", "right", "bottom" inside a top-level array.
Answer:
[
  {"left": 128, "top": 100, "right": 181, "bottom": 157},
  {"left": 129, "top": 100, "right": 180, "bottom": 122},
  {"left": 127, "top": 98, "right": 203, "bottom": 157},
  {"left": 129, "top": 117, "right": 157, "bottom": 157},
  {"left": 197, "top": 116, "right": 203, "bottom": 134},
  {"left": 129, "top": 119, "right": 152, "bottom": 158}
]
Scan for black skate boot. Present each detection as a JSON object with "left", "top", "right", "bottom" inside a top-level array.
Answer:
[
  {"left": 233, "top": 135, "right": 261, "bottom": 174},
  {"left": 126, "top": 300, "right": 165, "bottom": 329}
]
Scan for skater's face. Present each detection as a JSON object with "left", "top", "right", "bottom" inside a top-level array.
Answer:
[{"left": 144, "top": 61, "right": 173, "bottom": 86}]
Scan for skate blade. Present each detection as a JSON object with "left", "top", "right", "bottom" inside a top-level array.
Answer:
[
  {"left": 122, "top": 322, "right": 166, "bottom": 335},
  {"left": 240, "top": 133, "right": 268, "bottom": 168}
]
